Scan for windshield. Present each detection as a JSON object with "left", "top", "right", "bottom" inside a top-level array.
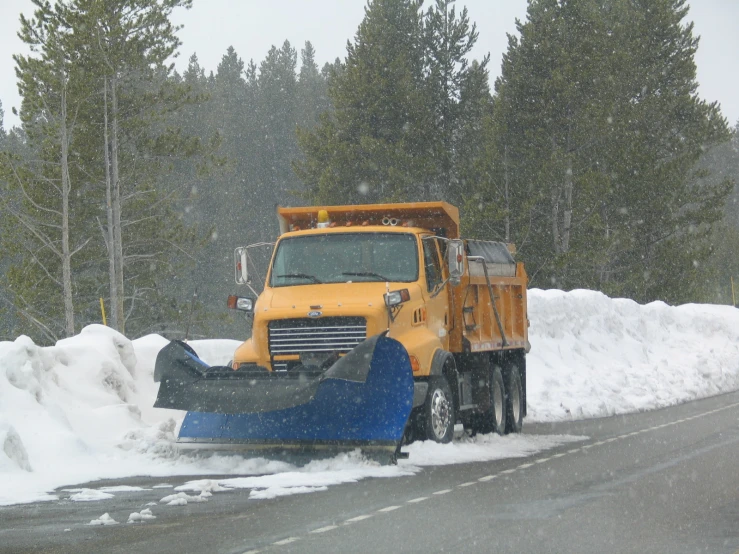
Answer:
[{"left": 269, "top": 232, "right": 419, "bottom": 287}]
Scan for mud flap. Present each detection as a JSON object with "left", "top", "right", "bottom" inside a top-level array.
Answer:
[{"left": 153, "top": 335, "right": 415, "bottom": 451}]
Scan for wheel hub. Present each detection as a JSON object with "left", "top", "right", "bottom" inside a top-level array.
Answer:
[
  {"left": 510, "top": 379, "right": 521, "bottom": 423},
  {"left": 430, "top": 389, "right": 451, "bottom": 439},
  {"left": 494, "top": 381, "right": 503, "bottom": 425}
]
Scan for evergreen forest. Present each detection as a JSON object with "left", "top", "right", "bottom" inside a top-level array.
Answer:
[{"left": 0, "top": 0, "right": 737, "bottom": 344}]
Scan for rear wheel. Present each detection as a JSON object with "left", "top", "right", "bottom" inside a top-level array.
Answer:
[
  {"left": 490, "top": 365, "right": 507, "bottom": 435},
  {"left": 476, "top": 364, "right": 506, "bottom": 435},
  {"left": 421, "top": 377, "right": 455, "bottom": 443},
  {"left": 504, "top": 363, "right": 524, "bottom": 434}
]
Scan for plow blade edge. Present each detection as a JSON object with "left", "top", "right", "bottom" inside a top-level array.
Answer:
[{"left": 153, "top": 335, "right": 414, "bottom": 452}]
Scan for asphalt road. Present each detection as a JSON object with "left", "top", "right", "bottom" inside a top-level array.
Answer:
[{"left": 2, "top": 390, "right": 738, "bottom": 554}]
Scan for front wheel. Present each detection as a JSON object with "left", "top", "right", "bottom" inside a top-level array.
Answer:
[{"left": 421, "top": 377, "right": 455, "bottom": 443}]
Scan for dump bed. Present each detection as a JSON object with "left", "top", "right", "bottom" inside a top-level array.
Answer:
[
  {"left": 467, "top": 240, "right": 517, "bottom": 277},
  {"left": 449, "top": 240, "right": 529, "bottom": 354}
]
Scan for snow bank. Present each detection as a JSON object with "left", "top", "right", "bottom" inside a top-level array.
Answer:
[
  {"left": 0, "top": 290, "right": 737, "bottom": 506},
  {"left": 527, "top": 289, "right": 739, "bottom": 421},
  {"left": 0, "top": 326, "right": 242, "bottom": 505}
]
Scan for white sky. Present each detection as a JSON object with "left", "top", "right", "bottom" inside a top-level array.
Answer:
[{"left": 0, "top": 0, "right": 737, "bottom": 130}]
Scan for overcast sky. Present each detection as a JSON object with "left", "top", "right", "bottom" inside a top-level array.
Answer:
[{"left": 1, "top": 0, "right": 737, "bottom": 130}]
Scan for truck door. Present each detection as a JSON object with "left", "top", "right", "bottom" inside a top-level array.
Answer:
[{"left": 421, "top": 236, "right": 450, "bottom": 350}]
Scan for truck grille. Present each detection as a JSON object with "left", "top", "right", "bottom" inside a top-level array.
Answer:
[{"left": 268, "top": 317, "right": 367, "bottom": 370}]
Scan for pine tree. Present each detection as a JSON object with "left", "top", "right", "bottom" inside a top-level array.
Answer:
[
  {"left": 63, "top": 0, "right": 196, "bottom": 333},
  {"left": 721, "top": 124, "right": 739, "bottom": 227},
  {"left": 480, "top": 0, "right": 730, "bottom": 302},
  {"left": 181, "top": 46, "right": 251, "bottom": 334},
  {"left": 167, "top": 42, "right": 333, "bottom": 339},
  {"left": 679, "top": 124, "right": 739, "bottom": 303},
  {"left": 257, "top": 41, "right": 300, "bottom": 205},
  {"left": 601, "top": 0, "right": 730, "bottom": 302},
  {"left": 423, "top": 0, "right": 486, "bottom": 199},
  {"left": 2, "top": 0, "right": 88, "bottom": 339},
  {"left": 297, "top": 41, "right": 331, "bottom": 131},
  {"left": 211, "top": 45, "right": 249, "bottom": 226},
  {"left": 177, "top": 54, "right": 212, "bottom": 150},
  {"left": 295, "top": 0, "right": 490, "bottom": 206},
  {"left": 296, "top": 0, "right": 435, "bottom": 204},
  {"left": 1, "top": 0, "right": 206, "bottom": 341},
  {"left": 450, "top": 59, "right": 493, "bottom": 209},
  {"left": 0, "top": 100, "right": 6, "bottom": 148}
]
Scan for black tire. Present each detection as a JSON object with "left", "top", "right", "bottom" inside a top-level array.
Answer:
[
  {"left": 504, "top": 363, "right": 524, "bottom": 434},
  {"left": 489, "top": 365, "right": 507, "bottom": 435},
  {"left": 474, "top": 363, "right": 507, "bottom": 435},
  {"left": 421, "top": 376, "right": 455, "bottom": 443}
]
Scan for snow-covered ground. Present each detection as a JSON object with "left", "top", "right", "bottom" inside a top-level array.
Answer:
[{"left": 1, "top": 289, "right": 738, "bottom": 508}]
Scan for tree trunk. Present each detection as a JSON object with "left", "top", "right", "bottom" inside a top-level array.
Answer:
[
  {"left": 551, "top": 184, "right": 561, "bottom": 254},
  {"left": 504, "top": 144, "right": 510, "bottom": 242},
  {"left": 111, "top": 75, "right": 125, "bottom": 333},
  {"left": 551, "top": 135, "right": 562, "bottom": 254},
  {"left": 103, "top": 77, "right": 119, "bottom": 330},
  {"left": 60, "top": 74, "right": 75, "bottom": 337},
  {"left": 562, "top": 157, "right": 573, "bottom": 253}
]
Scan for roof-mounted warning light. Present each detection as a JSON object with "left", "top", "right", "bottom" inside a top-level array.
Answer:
[{"left": 317, "top": 209, "right": 330, "bottom": 228}]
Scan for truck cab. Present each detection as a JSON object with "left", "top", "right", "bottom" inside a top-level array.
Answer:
[{"left": 234, "top": 225, "right": 450, "bottom": 370}]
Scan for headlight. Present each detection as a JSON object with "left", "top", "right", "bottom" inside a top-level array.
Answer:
[
  {"left": 227, "top": 295, "right": 254, "bottom": 312},
  {"left": 384, "top": 289, "right": 411, "bottom": 307}
]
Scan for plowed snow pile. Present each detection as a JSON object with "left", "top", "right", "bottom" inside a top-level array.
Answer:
[
  {"left": 0, "top": 289, "right": 737, "bottom": 506},
  {"left": 526, "top": 289, "right": 739, "bottom": 420}
]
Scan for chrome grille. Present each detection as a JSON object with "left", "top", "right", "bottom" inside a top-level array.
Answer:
[{"left": 268, "top": 317, "right": 367, "bottom": 370}]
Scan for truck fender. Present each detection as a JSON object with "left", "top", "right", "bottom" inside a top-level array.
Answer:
[
  {"left": 429, "top": 349, "right": 454, "bottom": 376},
  {"left": 232, "top": 338, "right": 259, "bottom": 367}
]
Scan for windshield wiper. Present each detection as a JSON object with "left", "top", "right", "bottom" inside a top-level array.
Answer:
[
  {"left": 275, "top": 273, "right": 323, "bottom": 284},
  {"left": 342, "top": 271, "right": 392, "bottom": 282}
]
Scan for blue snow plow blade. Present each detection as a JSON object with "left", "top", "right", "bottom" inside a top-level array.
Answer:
[{"left": 153, "top": 334, "right": 414, "bottom": 454}]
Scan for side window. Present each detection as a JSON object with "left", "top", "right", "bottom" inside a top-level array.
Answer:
[{"left": 422, "top": 238, "right": 442, "bottom": 292}]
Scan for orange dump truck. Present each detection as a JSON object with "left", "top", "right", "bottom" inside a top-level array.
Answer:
[{"left": 154, "top": 202, "right": 529, "bottom": 459}]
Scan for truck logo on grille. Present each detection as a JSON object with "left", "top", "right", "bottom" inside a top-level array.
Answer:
[{"left": 307, "top": 311, "right": 322, "bottom": 318}]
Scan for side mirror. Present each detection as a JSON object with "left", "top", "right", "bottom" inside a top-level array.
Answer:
[
  {"left": 447, "top": 239, "right": 464, "bottom": 286},
  {"left": 234, "top": 247, "right": 249, "bottom": 284}
]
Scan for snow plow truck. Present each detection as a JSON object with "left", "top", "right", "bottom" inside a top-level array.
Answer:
[{"left": 154, "top": 202, "right": 530, "bottom": 462}]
